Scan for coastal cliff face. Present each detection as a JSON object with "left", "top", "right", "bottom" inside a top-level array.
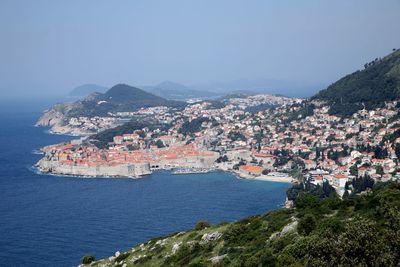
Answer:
[
  {"left": 36, "top": 99, "right": 120, "bottom": 136},
  {"left": 35, "top": 102, "right": 89, "bottom": 135},
  {"left": 36, "top": 104, "right": 66, "bottom": 128},
  {"left": 36, "top": 103, "right": 69, "bottom": 127}
]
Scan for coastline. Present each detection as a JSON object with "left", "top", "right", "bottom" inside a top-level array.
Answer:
[
  {"left": 34, "top": 161, "right": 293, "bottom": 184},
  {"left": 35, "top": 126, "right": 294, "bottom": 184}
]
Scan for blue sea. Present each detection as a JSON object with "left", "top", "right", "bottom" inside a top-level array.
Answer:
[{"left": 0, "top": 98, "right": 289, "bottom": 267}]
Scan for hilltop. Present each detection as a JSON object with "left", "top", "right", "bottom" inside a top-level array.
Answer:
[
  {"left": 36, "top": 84, "right": 185, "bottom": 135},
  {"left": 80, "top": 182, "right": 400, "bottom": 266},
  {"left": 313, "top": 49, "right": 400, "bottom": 116},
  {"left": 68, "top": 84, "right": 185, "bottom": 117}
]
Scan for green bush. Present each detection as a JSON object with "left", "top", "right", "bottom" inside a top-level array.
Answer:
[
  {"left": 115, "top": 252, "right": 130, "bottom": 262},
  {"left": 195, "top": 220, "right": 210, "bottom": 230},
  {"left": 298, "top": 214, "right": 316, "bottom": 235},
  {"left": 81, "top": 255, "right": 95, "bottom": 264},
  {"left": 295, "top": 193, "right": 319, "bottom": 209}
]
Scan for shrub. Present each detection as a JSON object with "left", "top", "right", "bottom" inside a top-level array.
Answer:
[
  {"left": 115, "top": 252, "right": 130, "bottom": 262},
  {"left": 298, "top": 214, "right": 316, "bottom": 235},
  {"left": 81, "top": 255, "right": 95, "bottom": 264},
  {"left": 195, "top": 220, "right": 210, "bottom": 230},
  {"left": 295, "top": 192, "right": 319, "bottom": 209}
]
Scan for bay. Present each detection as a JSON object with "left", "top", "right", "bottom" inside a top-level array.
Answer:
[{"left": 0, "top": 99, "right": 289, "bottom": 266}]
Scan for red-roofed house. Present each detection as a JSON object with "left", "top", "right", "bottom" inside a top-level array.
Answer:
[
  {"left": 239, "top": 165, "right": 263, "bottom": 176},
  {"left": 333, "top": 174, "right": 348, "bottom": 188}
]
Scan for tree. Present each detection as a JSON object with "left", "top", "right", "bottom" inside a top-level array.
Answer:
[
  {"left": 286, "top": 183, "right": 304, "bottom": 201},
  {"left": 262, "top": 169, "right": 269, "bottom": 175},
  {"left": 302, "top": 219, "right": 395, "bottom": 266},
  {"left": 374, "top": 146, "right": 388, "bottom": 159},
  {"left": 327, "top": 134, "right": 336, "bottom": 142},
  {"left": 376, "top": 165, "right": 384, "bottom": 176},
  {"left": 195, "top": 220, "right": 210, "bottom": 230},
  {"left": 216, "top": 155, "right": 228, "bottom": 163},
  {"left": 138, "top": 131, "right": 146, "bottom": 138},
  {"left": 395, "top": 143, "right": 400, "bottom": 160},
  {"left": 228, "top": 131, "right": 247, "bottom": 142},
  {"left": 350, "top": 164, "right": 358, "bottom": 177},
  {"left": 155, "top": 139, "right": 165, "bottom": 148},
  {"left": 316, "top": 148, "right": 321, "bottom": 160},
  {"left": 322, "top": 181, "right": 336, "bottom": 197},
  {"left": 295, "top": 192, "right": 319, "bottom": 209},
  {"left": 298, "top": 214, "right": 316, "bottom": 235},
  {"left": 351, "top": 175, "right": 375, "bottom": 194},
  {"left": 127, "top": 144, "right": 139, "bottom": 151},
  {"left": 178, "top": 117, "right": 210, "bottom": 135},
  {"left": 81, "top": 255, "right": 95, "bottom": 264}
]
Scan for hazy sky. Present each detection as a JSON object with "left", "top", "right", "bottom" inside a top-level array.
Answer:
[{"left": 1, "top": 0, "right": 400, "bottom": 97}]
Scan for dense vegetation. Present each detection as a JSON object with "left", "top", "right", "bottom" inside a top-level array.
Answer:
[
  {"left": 313, "top": 49, "right": 400, "bottom": 116},
  {"left": 283, "top": 102, "right": 315, "bottom": 123},
  {"left": 286, "top": 180, "right": 336, "bottom": 203},
  {"left": 178, "top": 117, "right": 212, "bottom": 135},
  {"left": 89, "top": 117, "right": 171, "bottom": 148},
  {"left": 244, "top": 103, "right": 275, "bottom": 113},
  {"left": 84, "top": 182, "right": 400, "bottom": 267}
]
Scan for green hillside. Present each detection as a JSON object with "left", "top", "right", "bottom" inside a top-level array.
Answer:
[
  {"left": 81, "top": 182, "right": 400, "bottom": 267},
  {"left": 67, "top": 84, "right": 185, "bottom": 117},
  {"left": 313, "top": 49, "right": 400, "bottom": 116},
  {"left": 89, "top": 116, "right": 171, "bottom": 148}
]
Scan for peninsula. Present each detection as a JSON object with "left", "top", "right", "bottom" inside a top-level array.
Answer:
[
  {"left": 33, "top": 49, "right": 400, "bottom": 266},
  {"left": 36, "top": 50, "right": 400, "bottom": 192},
  {"left": 36, "top": 84, "right": 297, "bottom": 182}
]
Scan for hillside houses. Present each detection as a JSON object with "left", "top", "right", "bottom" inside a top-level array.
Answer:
[{"left": 39, "top": 94, "right": 400, "bottom": 194}]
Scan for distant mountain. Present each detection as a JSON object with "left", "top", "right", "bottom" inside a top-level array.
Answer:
[
  {"left": 67, "top": 84, "right": 185, "bottom": 117},
  {"left": 192, "top": 79, "right": 326, "bottom": 98},
  {"left": 69, "top": 84, "right": 108, "bottom": 97},
  {"left": 313, "top": 49, "right": 400, "bottom": 116},
  {"left": 144, "top": 81, "right": 221, "bottom": 100}
]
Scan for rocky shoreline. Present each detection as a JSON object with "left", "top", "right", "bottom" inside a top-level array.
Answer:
[{"left": 36, "top": 109, "right": 92, "bottom": 136}]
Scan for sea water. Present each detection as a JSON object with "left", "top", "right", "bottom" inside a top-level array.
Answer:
[{"left": 0, "top": 99, "right": 289, "bottom": 266}]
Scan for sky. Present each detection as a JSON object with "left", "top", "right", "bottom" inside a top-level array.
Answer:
[{"left": 1, "top": 0, "right": 400, "bottom": 97}]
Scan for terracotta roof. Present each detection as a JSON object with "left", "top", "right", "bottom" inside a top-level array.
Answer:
[
  {"left": 254, "top": 153, "right": 275, "bottom": 158},
  {"left": 334, "top": 174, "right": 348, "bottom": 179},
  {"left": 240, "top": 165, "right": 263, "bottom": 173}
]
